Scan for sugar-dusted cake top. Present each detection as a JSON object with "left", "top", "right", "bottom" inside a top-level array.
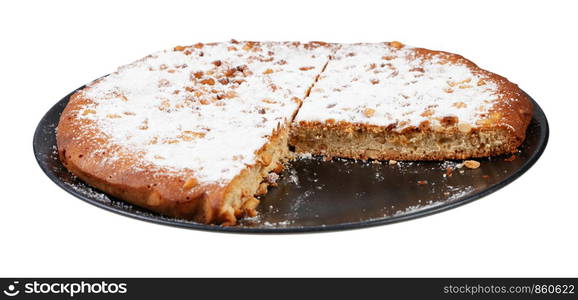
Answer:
[
  {"left": 76, "top": 41, "right": 334, "bottom": 184},
  {"left": 69, "top": 41, "right": 522, "bottom": 185},
  {"left": 295, "top": 42, "right": 502, "bottom": 131}
]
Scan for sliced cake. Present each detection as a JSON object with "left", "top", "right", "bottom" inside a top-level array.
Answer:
[
  {"left": 291, "top": 42, "right": 533, "bottom": 160},
  {"left": 57, "top": 40, "right": 533, "bottom": 225}
]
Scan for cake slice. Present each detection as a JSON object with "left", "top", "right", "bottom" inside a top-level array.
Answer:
[
  {"left": 57, "top": 41, "right": 334, "bottom": 224},
  {"left": 291, "top": 42, "right": 533, "bottom": 160}
]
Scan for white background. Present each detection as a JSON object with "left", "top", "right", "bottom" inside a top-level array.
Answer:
[{"left": 1, "top": 0, "right": 576, "bottom": 277}]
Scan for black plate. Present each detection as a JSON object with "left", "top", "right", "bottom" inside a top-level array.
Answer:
[{"left": 34, "top": 86, "right": 548, "bottom": 233}]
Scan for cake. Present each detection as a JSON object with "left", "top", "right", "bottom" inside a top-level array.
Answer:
[{"left": 56, "top": 40, "right": 533, "bottom": 225}]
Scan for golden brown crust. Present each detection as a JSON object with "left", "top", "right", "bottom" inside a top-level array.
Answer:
[
  {"left": 58, "top": 91, "right": 291, "bottom": 224},
  {"left": 409, "top": 48, "right": 533, "bottom": 142},
  {"left": 58, "top": 92, "right": 222, "bottom": 223}
]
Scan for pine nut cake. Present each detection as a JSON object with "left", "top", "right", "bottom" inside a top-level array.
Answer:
[
  {"left": 57, "top": 40, "right": 532, "bottom": 224},
  {"left": 291, "top": 42, "right": 532, "bottom": 160}
]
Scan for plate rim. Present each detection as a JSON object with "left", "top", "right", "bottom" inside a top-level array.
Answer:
[{"left": 33, "top": 87, "right": 549, "bottom": 234}]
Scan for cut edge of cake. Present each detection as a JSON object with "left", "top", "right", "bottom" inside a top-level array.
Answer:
[{"left": 290, "top": 42, "right": 533, "bottom": 161}]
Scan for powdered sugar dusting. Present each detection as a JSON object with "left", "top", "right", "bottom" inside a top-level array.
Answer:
[
  {"left": 71, "top": 41, "right": 508, "bottom": 187},
  {"left": 77, "top": 41, "right": 334, "bottom": 184},
  {"left": 295, "top": 43, "right": 500, "bottom": 130}
]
